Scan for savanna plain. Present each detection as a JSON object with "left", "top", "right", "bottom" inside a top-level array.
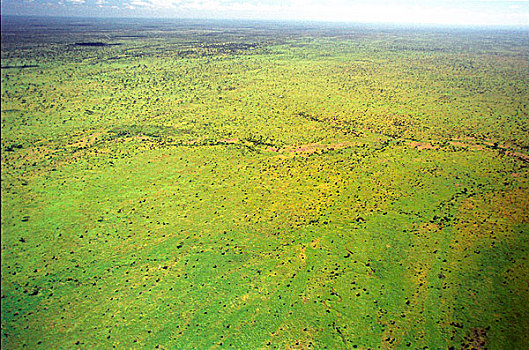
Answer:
[{"left": 1, "top": 16, "right": 529, "bottom": 349}]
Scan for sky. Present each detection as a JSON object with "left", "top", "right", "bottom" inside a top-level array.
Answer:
[{"left": 1, "top": 0, "right": 529, "bottom": 26}]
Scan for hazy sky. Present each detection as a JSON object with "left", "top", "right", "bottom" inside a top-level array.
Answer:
[{"left": 2, "top": 0, "right": 529, "bottom": 26}]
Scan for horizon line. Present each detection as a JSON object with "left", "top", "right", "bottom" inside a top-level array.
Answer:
[{"left": 2, "top": 14, "right": 529, "bottom": 31}]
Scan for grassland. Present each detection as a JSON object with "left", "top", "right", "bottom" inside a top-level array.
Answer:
[{"left": 2, "top": 17, "right": 529, "bottom": 349}]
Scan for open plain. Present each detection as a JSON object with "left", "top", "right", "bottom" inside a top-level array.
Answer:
[{"left": 2, "top": 16, "right": 529, "bottom": 349}]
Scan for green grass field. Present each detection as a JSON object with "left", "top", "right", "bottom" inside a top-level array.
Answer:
[{"left": 2, "top": 17, "right": 529, "bottom": 349}]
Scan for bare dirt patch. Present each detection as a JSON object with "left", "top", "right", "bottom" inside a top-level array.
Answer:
[
  {"left": 409, "top": 141, "right": 439, "bottom": 150},
  {"left": 282, "top": 141, "right": 363, "bottom": 155},
  {"left": 448, "top": 141, "right": 484, "bottom": 150}
]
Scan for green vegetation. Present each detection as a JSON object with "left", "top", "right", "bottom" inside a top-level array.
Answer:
[{"left": 2, "top": 17, "right": 529, "bottom": 349}]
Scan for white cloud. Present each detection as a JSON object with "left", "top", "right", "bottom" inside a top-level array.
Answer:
[
  {"left": 66, "top": 0, "right": 86, "bottom": 4},
  {"left": 130, "top": 0, "right": 183, "bottom": 8},
  {"left": 181, "top": 1, "right": 223, "bottom": 11},
  {"left": 131, "top": 0, "right": 153, "bottom": 7},
  {"left": 120, "top": 0, "right": 529, "bottom": 25}
]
